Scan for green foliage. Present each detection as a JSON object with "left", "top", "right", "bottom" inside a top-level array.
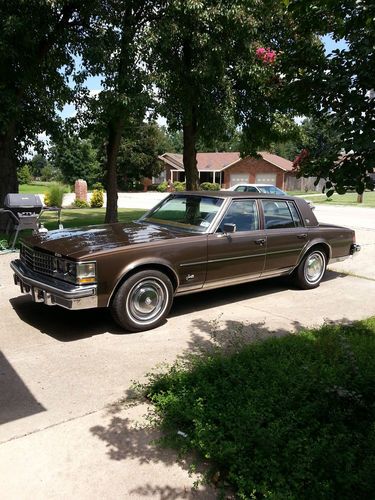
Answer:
[
  {"left": 41, "top": 164, "right": 61, "bottom": 182},
  {"left": 44, "top": 184, "right": 67, "bottom": 208},
  {"left": 29, "top": 154, "right": 48, "bottom": 177},
  {"left": 90, "top": 188, "right": 104, "bottom": 208},
  {"left": 50, "top": 135, "right": 101, "bottom": 187},
  {"left": 200, "top": 182, "right": 220, "bottom": 191},
  {"left": 173, "top": 181, "right": 185, "bottom": 192},
  {"left": 145, "top": 318, "right": 375, "bottom": 498},
  {"left": 17, "top": 165, "right": 32, "bottom": 185},
  {"left": 0, "top": 1, "right": 94, "bottom": 205},
  {"left": 72, "top": 199, "right": 89, "bottom": 208},
  {"left": 287, "top": 0, "right": 375, "bottom": 194},
  {"left": 117, "top": 123, "right": 168, "bottom": 188},
  {"left": 156, "top": 181, "right": 168, "bottom": 192}
]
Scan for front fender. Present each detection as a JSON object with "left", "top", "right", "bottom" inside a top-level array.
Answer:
[{"left": 107, "top": 257, "right": 179, "bottom": 307}]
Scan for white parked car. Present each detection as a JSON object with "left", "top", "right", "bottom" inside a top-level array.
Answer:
[{"left": 227, "top": 184, "right": 315, "bottom": 209}]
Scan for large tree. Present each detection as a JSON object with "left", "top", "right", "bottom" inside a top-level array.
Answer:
[
  {"left": 81, "top": 0, "right": 162, "bottom": 223},
  {"left": 147, "top": 0, "right": 325, "bottom": 190},
  {"left": 289, "top": 0, "right": 375, "bottom": 194},
  {"left": 0, "top": 1, "right": 93, "bottom": 213}
]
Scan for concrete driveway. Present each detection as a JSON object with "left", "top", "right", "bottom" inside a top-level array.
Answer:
[{"left": 1, "top": 203, "right": 375, "bottom": 499}]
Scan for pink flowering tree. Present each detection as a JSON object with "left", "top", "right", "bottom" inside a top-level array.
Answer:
[{"left": 256, "top": 47, "right": 277, "bottom": 64}]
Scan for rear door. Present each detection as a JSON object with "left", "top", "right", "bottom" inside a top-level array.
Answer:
[
  {"left": 205, "top": 199, "right": 266, "bottom": 288},
  {"left": 261, "top": 199, "right": 308, "bottom": 277}
]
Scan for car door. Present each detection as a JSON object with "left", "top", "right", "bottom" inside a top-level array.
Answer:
[
  {"left": 261, "top": 199, "right": 308, "bottom": 277},
  {"left": 204, "top": 199, "right": 266, "bottom": 288}
]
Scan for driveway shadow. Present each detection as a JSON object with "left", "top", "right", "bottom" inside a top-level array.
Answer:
[
  {"left": 9, "top": 295, "right": 127, "bottom": 341},
  {"left": 171, "top": 269, "right": 347, "bottom": 318},
  {"left": 9, "top": 270, "right": 348, "bottom": 342},
  {"left": 0, "top": 351, "right": 46, "bottom": 426},
  {"left": 90, "top": 407, "right": 214, "bottom": 498}
]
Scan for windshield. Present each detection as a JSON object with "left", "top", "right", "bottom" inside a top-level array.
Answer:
[
  {"left": 143, "top": 195, "right": 224, "bottom": 232},
  {"left": 258, "top": 186, "right": 286, "bottom": 195}
]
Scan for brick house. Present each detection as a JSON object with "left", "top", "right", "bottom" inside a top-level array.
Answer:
[{"left": 158, "top": 151, "right": 297, "bottom": 190}]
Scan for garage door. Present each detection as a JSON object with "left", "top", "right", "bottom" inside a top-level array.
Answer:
[
  {"left": 255, "top": 173, "right": 277, "bottom": 184},
  {"left": 230, "top": 173, "right": 249, "bottom": 186}
]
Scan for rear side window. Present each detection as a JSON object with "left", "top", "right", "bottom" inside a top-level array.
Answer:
[{"left": 262, "top": 200, "right": 303, "bottom": 229}]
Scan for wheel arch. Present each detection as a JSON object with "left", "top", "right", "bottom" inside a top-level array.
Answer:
[
  {"left": 107, "top": 261, "right": 178, "bottom": 307},
  {"left": 296, "top": 240, "right": 331, "bottom": 268}
]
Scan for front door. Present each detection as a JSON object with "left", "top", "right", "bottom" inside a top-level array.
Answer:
[{"left": 205, "top": 199, "right": 266, "bottom": 288}]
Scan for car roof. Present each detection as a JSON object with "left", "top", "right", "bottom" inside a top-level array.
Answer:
[{"left": 171, "top": 191, "right": 296, "bottom": 200}]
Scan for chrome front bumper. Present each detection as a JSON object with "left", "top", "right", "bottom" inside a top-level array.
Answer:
[{"left": 11, "top": 259, "right": 97, "bottom": 310}]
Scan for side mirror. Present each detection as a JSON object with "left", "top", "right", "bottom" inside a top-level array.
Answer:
[{"left": 223, "top": 223, "right": 236, "bottom": 233}]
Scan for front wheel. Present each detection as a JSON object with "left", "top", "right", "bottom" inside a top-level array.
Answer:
[
  {"left": 110, "top": 270, "right": 173, "bottom": 332},
  {"left": 294, "top": 249, "right": 327, "bottom": 290}
]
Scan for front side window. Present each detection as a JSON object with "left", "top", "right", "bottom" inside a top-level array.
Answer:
[
  {"left": 262, "top": 200, "right": 302, "bottom": 229},
  {"left": 218, "top": 199, "right": 259, "bottom": 232},
  {"left": 144, "top": 195, "right": 223, "bottom": 232}
]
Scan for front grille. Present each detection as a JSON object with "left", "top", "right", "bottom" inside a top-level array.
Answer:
[{"left": 21, "top": 245, "right": 55, "bottom": 276}]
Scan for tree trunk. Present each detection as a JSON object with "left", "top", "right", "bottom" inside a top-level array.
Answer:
[
  {"left": 104, "top": 118, "right": 123, "bottom": 223},
  {"left": 0, "top": 126, "right": 18, "bottom": 231},
  {"left": 357, "top": 193, "right": 363, "bottom": 203},
  {"left": 183, "top": 107, "right": 199, "bottom": 191}
]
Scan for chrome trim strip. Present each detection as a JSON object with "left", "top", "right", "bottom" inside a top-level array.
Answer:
[
  {"left": 180, "top": 247, "right": 300, "bottom": 268},
  {"left": 180, "top": 261, "right": 207, "bottom": 267},
  {"left": 266, "top": 247, "right": 302, "bottom": 256},
  {"left": 207, "top": 253, "right": 266, "bottom": 264}
]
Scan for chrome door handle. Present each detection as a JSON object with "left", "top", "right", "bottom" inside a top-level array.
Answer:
[
  {"left": 255, "top": 238, "right": 266, "bottom": 245},
  {"left": 297, "top": 233, "right": 307, "bottom": 239}
]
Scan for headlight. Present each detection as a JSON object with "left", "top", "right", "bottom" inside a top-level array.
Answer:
[
  {"left": 75, "top": 262, "right": 96, "bottom": 284},
  {"left": 53, "top": 259, "right": 96, "bottom": 284}
]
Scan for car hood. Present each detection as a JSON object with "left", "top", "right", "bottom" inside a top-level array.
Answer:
[{"left": 22, "top": 221, "right": 187, "bottom": 259}]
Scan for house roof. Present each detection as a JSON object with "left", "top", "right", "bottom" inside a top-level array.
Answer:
[{"left": 159, "top": 151, "right": 294, "bottom": 172}]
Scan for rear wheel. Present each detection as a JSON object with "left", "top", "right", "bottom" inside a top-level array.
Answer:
[
  {"left": 294, "top": 249, "right": 327, "bottom": 290},
  {"left": 110, "top": 270, "right": 173, "bottom": 332}
]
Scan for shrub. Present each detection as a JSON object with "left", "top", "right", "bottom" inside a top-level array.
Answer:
[
  {"left": 173, "top": 181, "right": 186, "bottom": 192},
  {"left": 72, "top": 198, "right": 89, "bottom": 208},
  {"left": 18, "top": 165, "right": 32, "bottom": 185},
  {"left": 90, "top": 187, "right": 104, "bottom": 208},
  {"left": 43, "top": 183, "right": 67, "bottom": 207},
  {"left": 200, "top": 182, "right": 220, "bottom": 191},
  {"left": 157, "top": 181, "right": 168, "bottom": 192},
  {"left": 144, "top": 318, "right": 375, "bottom": 499}
]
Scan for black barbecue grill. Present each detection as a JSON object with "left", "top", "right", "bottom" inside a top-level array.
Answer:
[{"left": 0, "top": 193, "right": 62, "bottom": 249}]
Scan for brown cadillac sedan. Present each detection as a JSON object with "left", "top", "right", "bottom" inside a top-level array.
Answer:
[{"left": 11, "top": 192, "right": 360, "bottom": 332}]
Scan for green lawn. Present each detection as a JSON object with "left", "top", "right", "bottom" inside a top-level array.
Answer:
[
  {"left": 303, "top": 191, "right": 375, "bottom": 207},
  {"left": 37, "top": 207, "right": 146, "bottom": 231},
  {"left": 286, "top": 190, "right": 318, "bottom": 196},
  {"left": 19, "top": 182, "right": 70, "bottom": 194}
]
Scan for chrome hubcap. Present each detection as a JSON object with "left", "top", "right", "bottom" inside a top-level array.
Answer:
[
  {"left": 127, "top": 278, "right": 168, "bottom": 325},
  {"left": 304, "top": 252, "right": 325, "bottom": 284}
]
